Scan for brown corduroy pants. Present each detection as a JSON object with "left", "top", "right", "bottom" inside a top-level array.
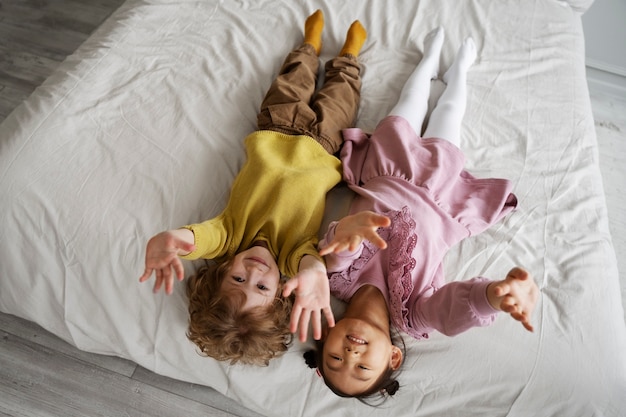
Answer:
[{"left": 257, "top": 44, "right": 361, "bottom": 155}]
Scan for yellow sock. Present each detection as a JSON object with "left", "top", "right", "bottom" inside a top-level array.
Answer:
[
  {"left": 340, "top": 20, "right": 367, "bottom": 57},
  {"left": 304, "top": 10, "right": 324, "bottom": 56}
]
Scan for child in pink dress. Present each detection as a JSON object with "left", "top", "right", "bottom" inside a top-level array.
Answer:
[{"left": 306, "top": 28, "right": 539, "bottom": 400}]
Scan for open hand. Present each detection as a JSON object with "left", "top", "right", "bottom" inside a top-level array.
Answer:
[
  {"left": 138, "top": 229, "right": 195, "bottom": 294},
  {"left": 319, "top": 211, "right": 390, "bottom": 256},
  {"left": 487, "top": 267, "right": 539, "bottom": 332},
  {"left": 282, "top": 256, "right": 335, "bottom": 342}
]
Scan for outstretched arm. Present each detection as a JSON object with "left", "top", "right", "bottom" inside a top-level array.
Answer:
[
  {"left": 283, "top": 255, "right": 335, "bottom": 342},
  {"left": 138, "top": 228, "right": 195, "bottom": 295},
  {"left": 319, "top": 210, "right": 390, "bottom": 256},
  {"left": 487, "top": 267, "right": 539, "bottom": 332}
]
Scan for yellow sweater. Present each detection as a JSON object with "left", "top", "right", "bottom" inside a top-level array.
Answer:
[{"left": 181, "top": 130, "right": 342, "bottom": 277}]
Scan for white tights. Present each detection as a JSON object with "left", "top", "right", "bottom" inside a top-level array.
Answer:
[{"left": 389, "top": 28, "right": 477, "bottom": 147}]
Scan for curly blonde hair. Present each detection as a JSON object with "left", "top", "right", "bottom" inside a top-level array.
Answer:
[{"left": 186, "top": 261, "right": 294, "bottom": 366}]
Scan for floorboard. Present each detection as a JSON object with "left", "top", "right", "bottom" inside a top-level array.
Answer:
[
  {"left": 0, "top": 313, "right": 136, "bottom": 377},
  {"left": 0, "top": 313, "right": 261, "bottom": 416},
  {"left": 0, "top": 0, "right": 127, "bottom": 119},
  {"left": 0, "top": 329, "right": 239, "bottom": 417}
]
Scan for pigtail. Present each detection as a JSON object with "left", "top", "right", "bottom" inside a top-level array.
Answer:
[
  {"left": 303, "top": 350, "right": 318, "bottom": 368},
  {"left": 381, "top": 379, "right": 400, "bottom": 396}
]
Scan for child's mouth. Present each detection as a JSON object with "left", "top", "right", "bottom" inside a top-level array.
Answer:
[
  {"left": 247, "top": 257, "right": 269, "bottom": 267},
  {"left": 347, "top": 335, "right": 367, "bottom": 345}
]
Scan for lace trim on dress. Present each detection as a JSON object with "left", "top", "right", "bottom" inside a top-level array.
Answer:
[
  {"left": 328, "top": 206, "right": 423, "bottom": 338},
  {"left": 383, "top": 207, "right": 420, "bottom": 338}
]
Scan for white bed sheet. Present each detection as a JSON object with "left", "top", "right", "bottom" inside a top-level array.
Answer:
[{"left": 1, "top": 0, "right": 625, "bottom": 416}]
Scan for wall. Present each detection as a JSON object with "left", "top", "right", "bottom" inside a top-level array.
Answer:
[{"left": 582, "top": 0, "right": 626, "bottom": 97}]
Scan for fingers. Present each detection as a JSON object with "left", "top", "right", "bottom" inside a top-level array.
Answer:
[
  {"left": 517, "top": 315, "right": 534, "bottom": 332},
  {"left": 175, "top": 238, "right": 196, "bottom": 256},
  {"left": 507, "top": 266, "right": 530, "bottom": 281},
  {"left": 493, "top": 282, "right": 510, "bottom": 297},
  {"left": 164, "top": 274, "right": 174, "bottom": 295},
  {"left": 522, "top": 320, "right": 534, "bottom": 332},
  {"left": 282, "top": 278, "right": 298, "bottom": 297},
  {"left": 153, "top": 269, "right": 164, "bottom": 293},
  {"left": 160, "top": 261, "right": 174, "bottom": 294},
  {"left": 292, "top": 303, "right": 314, "bottom": 342},
  {"left": 141, "top": 264, "right": 181, "bottom": 295},
  {"left": 510, "top": 311, "right": 534, "bottom": 332},
  {"left": 297, "top": 308, "right": 330, "bottom": 342},
  {"left": 323, "top": 307, "right": 335, "bottom": 329},
  {"left": 318, "top": 245, "right": 334, "bottom": 256},
  {"left": 320, "top": 212, "right": 390, "bottom": 256},
  {"left": 320, "top": 238, "right": 358, "bottom": 256},
  {"left": 289, "top": 302, "right": 334, "bottom": 342},
  {"left": 319, "top": 233, "right": 381, "bottom": 256},
  {"left": 501, "top": 296, "right": 535, "bottom": 332},
  {"left": 172, "top": 258, "right": 186, "bottom": 281},
  {"left": 140, "top": 231, "right": 193, "bottom": 294},
  {"left": 138, "top": 268, "right": 153, "bottom": 283},
  {"left": 348, "top": 235, "right": 362, "bottom": 252},
  {"left": 502, "top": 267, "right": 537, "bottom": 331},
  {"left": 310, "top": 309, "right": 322, "bottom": 341},
  {"left": 289, "top": 305, "right": 302, "bottom": 334},
  {"left": 298, "top": 309, "right": 310, "bottom": 342},
  {"left": 319, "top": 241, "right": 343, "bottom": 256},
  {"left": 367, "top": 230, "right": 387, "bottom": 249},
  {"left": 371, "top": 213, "right": 391, "bottom": 227}
]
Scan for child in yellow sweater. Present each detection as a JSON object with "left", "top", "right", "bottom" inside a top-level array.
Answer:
[{"left": 139, "top": 10, "right": 367, "bottom": 365}]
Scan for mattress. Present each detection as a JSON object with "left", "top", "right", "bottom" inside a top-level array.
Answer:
[{"left": 1, "top": 0, "right": 625, "bottom": 415}]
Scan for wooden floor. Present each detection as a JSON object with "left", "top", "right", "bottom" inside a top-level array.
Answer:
[
  {"left": 0, "top": 2, "right": 260, "bottom": 416},
  {"left": 0, "top": 0, "right": 123, "bottom": 120},
  {"left": 0, "top": 314, "right": 261, "bottom": 417},
  {"left": 0, "top": 1, "right": 624, "bottom": 416}
]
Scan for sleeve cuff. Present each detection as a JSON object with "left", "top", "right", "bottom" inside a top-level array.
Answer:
[
  {"left": 469, "top": 278, "right": 500, "bottom": 317},
  {"left": 179, "top": 226, "right": 201, "bottom": 260}
]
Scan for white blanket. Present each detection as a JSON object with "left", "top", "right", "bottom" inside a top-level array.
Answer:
[{"left": 1, "top": 0, "right": 625, "bottom": 415}]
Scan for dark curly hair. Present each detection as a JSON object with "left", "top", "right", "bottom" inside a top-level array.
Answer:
[{"left": 186, "top": 260, "right": 294, "bottom": 366}]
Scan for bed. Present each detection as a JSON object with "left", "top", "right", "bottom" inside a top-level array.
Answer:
[{"left": 1, "top": 0, "right": 625, "bottom": 416}]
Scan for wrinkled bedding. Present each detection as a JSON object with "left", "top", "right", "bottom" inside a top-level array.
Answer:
[{"left": 1, "top": 0, "right": 625, "bottom": 415}]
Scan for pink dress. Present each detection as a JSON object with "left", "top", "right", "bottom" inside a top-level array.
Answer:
[{"left": 321, "top": 116, "right": 518, "bottom": 340}]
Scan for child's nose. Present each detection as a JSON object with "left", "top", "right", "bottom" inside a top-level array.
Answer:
[{"left": 345, "top": 346, "right": 362, "bottom": 354}]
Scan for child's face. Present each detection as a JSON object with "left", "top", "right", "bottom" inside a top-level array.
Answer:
[
  {"left": 321, "top": 317, "right": 402, "bottom": 396},
  {"left": 221, "top": 246, "right": 280, "bottom": 310}
]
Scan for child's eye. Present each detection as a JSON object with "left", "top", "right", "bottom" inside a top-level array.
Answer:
[
  {"left": 358, "top": 365, "right": 370, "bottom": 370},
  {"left": 232, "top": 276, "right": 244, "bottom": 283},
  {"left": 331, "top": 355, "right": 342, "bottom": 361},
  {"left": 257, "top": 284, "right": 269, "bottom": 291}
]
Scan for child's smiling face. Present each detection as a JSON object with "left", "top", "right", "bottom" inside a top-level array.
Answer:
[
  {"left": 221, "top": 246, "right": 280, "bottom": 310},
  {"left": 321, "top": 317, "right": 403, "bottom": 396}
]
